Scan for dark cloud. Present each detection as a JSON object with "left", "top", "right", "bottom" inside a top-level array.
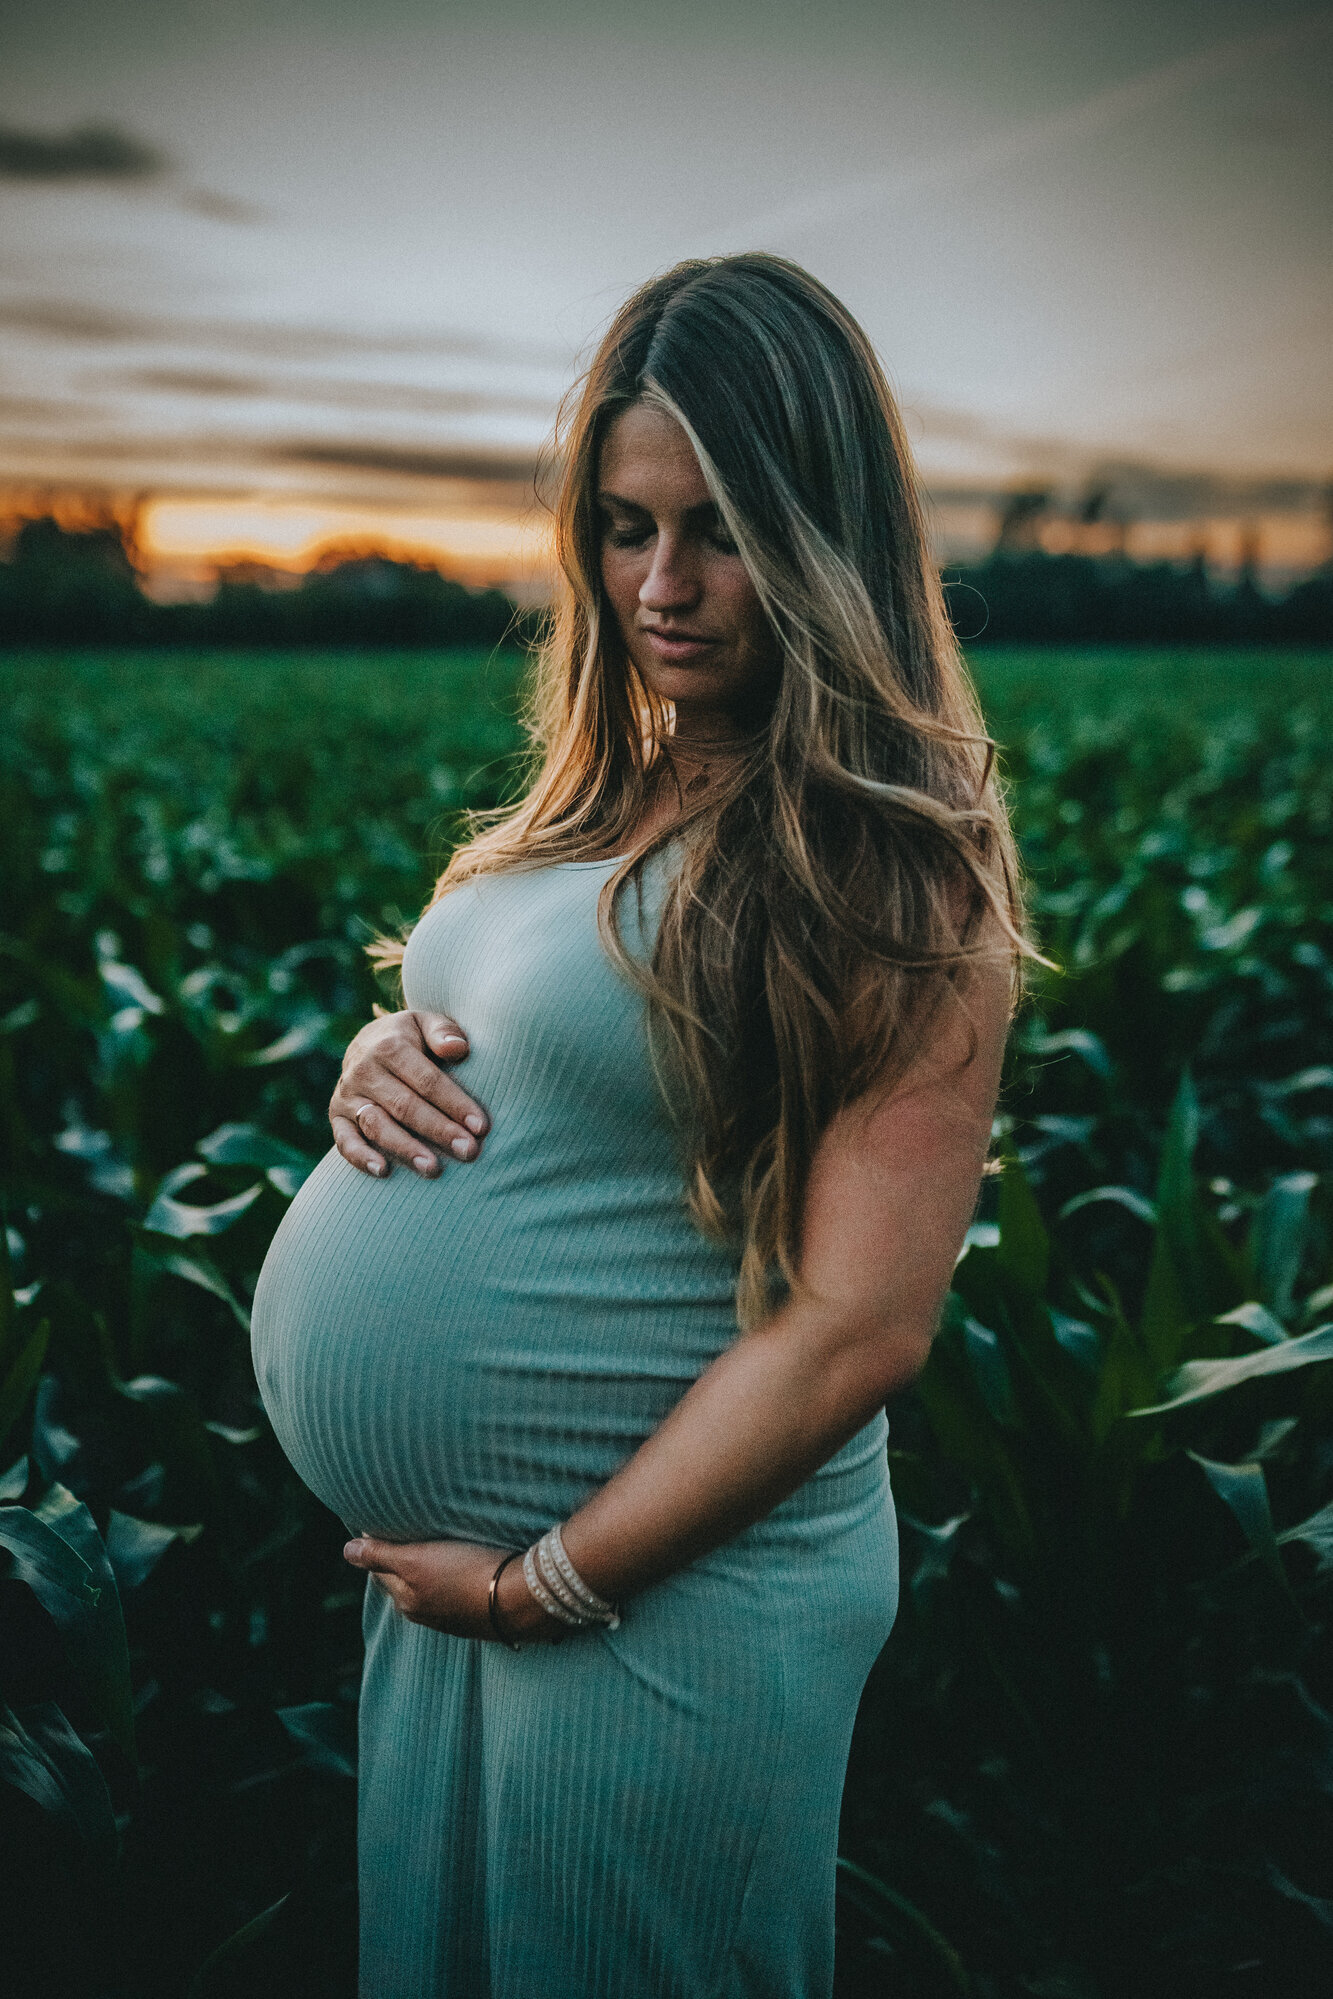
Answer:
[
  {"left": 909, "top": 401, "right": 1331, "bottom": 516},
  {"left": 177, "top": 189, "right": 270, "bottom": 225},
  {"left": 0, "top": 301, "right": 156, "bottom": 344},
  {"left": 0, "top": 426, "right": 542, "bottom": 505},
  {"left": 101, "top": 365, "right": 556, "bottom": 419},
  {"left": 0, "top": 119, "right": 267, "bottom": 220},
  {"left": 107, "top": 368, "right": 270, "bottom": 399},
  {"left": 929, "top": 462, "right": 1330, "bottom": 520},
  {"left": 0, "top": 298, "right": 570, "bottom": 367},
  {"left": 0, "top": 394, "right": 101, "bottom": 422},
  {"left": 0, "top": 433, "right": 244, "bottom": 468},
  {"left": 0, "top": 122, "right": 165, "bottom": 181},
  {"left": 270, "top": 439, "right": 540, "bottom": 487}
]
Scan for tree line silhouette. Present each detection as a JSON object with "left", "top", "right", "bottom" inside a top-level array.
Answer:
[
  {"left": 1, "top": 511, "right": 1330, "bottom": 647},
  {"left": 0, "top": 516, "right": 530, "bottom": 649}
]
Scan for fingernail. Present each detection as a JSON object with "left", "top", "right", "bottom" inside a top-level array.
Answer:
[
  {"left": 344, "top": 1539, "right": 365, "bottom": 1561},
  {"left": 371, "top": 1160, "right": 387, "bottom": 1177},
  {"left": 438, "top": 1035, "right": 467, "bottom": 1054},
  {"left": 464, "top": 1114, "right": 486, "bottom": 1135},
  {"left": 450, "top": 1136, "right": 475, "bottom": 1160},
  {"left": 414, "top": 1153, "right": 436, "bottom": 1173}
]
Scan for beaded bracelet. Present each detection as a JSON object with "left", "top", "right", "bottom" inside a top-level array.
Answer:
[
  {"left": 523, "top": 1524, "right": 621, "bottom": 1632},
  {"left": 544, "top": 1524, "right": 621, "bottom": 1628},
  {"left": 523, "top": 1544, "right": 583, "bottom": 1627}
]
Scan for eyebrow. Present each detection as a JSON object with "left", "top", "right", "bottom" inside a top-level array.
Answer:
[{"left": 596, "top": 489, "right": 723, "bottom": 522}]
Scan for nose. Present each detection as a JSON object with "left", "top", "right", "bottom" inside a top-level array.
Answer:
[{"left": 639, "top": 531, "right": 702, "bottom": 615}]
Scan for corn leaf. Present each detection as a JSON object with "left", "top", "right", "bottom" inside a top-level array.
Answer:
[
  {"left": 0, "top": 1699, "right": 117, "bottom": 1859},
  {"left": 1188, "top": 1451, "right": 1290, "bottom": 1595},
  {"left": 241, "top": 1014, "right": 330, "bottom": 1066},
  {"left": 143, "top": 1163, "right": 263, "bottom": 1239},
  {"left": 1059, "top": 1185, "right": 1157, "bottom": 1225},
  {"left": 1141, "top": 1071, "right": 1244, "bottom": 1368},
  {"left": 997, "top": 1154, "right": 1050, "bottom": 1295},
  {"left": 197, "top": 1122, "right": 318, "bottom": 1195},
  {"left": 1127, "top": 1322, "right": 1333, "bottom": 1416},
  {"left": 1216, "top": 1301, "right": 1288, "bottom": 1348},
  {"left": 185, "top": 1894, "right": 291, "bottom": 1997},
  {"left": 836, "top": 1857, "right": 972, "bottom": 1993},
  {"left": 34, "top": 1483, "right": 136, "bottom": 1759},
  {"left": 277, "top": 1701, "right": 357, "bottom": 1779},
  {"left": 1277, "top": 1498, "right": 1333, "bottom": 1572},
  {"left": 1247, "top": 1171, "right": 1318, "bottom": 1321},
  {"left": 0, "top": 1319, "right": 49, "bottom": 1453},
  {"left": 105, "top": 1510, "right": 203, "bottom": 1593},
  {"left": 0, "top": 1490, "right": 134, "bottom": 1760},
  {"left": 145, "top": 1247, "right": 251, "bottom": 1332}
]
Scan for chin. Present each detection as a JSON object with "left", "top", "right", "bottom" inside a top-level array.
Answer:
[{"left": 635, "top": 658, "right": 736, "bottom": 708}]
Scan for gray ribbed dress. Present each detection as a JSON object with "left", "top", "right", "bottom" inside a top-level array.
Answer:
[{"left": 251, "top": 855, "right": 898, "bottom": 1999}]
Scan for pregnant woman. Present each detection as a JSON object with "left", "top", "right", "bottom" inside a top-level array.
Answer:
[{"left": 252, "top": 252, "right": 1026, "bottom": 1998}]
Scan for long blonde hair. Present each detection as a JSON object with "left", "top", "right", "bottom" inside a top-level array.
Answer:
[{"left": 378, "top": 253, "right": 1030, "bottom": 1324}]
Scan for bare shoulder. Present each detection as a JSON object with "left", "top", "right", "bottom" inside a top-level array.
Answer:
[{"left": 857, "top": 914, "right": 1014, "bottom": 1138}]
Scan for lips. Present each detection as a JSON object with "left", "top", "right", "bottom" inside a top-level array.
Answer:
[{"left": 641, "top": 628, "right": 719, "bottom": 662}]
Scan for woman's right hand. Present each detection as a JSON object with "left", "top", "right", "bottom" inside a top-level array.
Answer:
[{"left": 330, "top": 1010, "right": 490, "bottom": 1178}]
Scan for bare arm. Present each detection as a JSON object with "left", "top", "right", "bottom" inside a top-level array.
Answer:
[
  {"left": 348, "top": 950, "right": 1010, "bottom": 1639},
  {"left": 553, "top": 953, "right": 1010, "bottom": 1608}
]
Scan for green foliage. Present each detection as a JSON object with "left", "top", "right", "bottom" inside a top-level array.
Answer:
[
  {"left": 844, "top": 1109, "right": 1333, "bottom": 1994},
  {"left": 841, "top": 646, "right": 1333, "bottom": 1990},
  {"left": 0, "top": 645, "right": 1330, "bottom": 1995},
  {"left": 0, "top": 648, "right": 523, "bottom": 1995}
]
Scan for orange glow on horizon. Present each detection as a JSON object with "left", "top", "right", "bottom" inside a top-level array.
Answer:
[{"left": 141, "top": 498, "right": 556, "bottom": 591}]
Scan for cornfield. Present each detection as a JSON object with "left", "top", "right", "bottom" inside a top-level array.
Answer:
[{"left": 1, "top": 646, "right": 1330, "bottom": 1997}]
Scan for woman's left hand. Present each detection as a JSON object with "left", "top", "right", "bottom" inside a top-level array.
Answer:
[{"left": 343, "top": 1535, "right": 561, "bottom": 1645}]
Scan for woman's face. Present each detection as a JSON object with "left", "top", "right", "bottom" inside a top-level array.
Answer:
[{"left": 597, "top": 401, "right": 779, "bottom": 735}]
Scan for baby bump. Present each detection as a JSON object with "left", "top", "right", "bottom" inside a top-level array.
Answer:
[{"left": 251, "top": 1149, "right": 740, "bottom": 1543}]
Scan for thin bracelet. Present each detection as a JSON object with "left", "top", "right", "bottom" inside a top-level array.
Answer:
[{"left": 488, "top": 1550, "right": 524, "bottom": 1651}]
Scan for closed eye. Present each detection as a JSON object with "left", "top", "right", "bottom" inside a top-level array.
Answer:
[{"left": 599, "top": 510, "right": 738, "bottom": 555}]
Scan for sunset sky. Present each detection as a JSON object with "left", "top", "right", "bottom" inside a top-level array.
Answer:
[{"left": 2, "top": 0, "right": 1330, "bottom": 587}]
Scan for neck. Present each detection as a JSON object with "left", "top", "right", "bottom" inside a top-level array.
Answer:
[
  {"left": 669, "top": 736, "right": 738, "bottom": 759},
  {"left": 671, "top": 695, "right": 754, "bottom": 737},
  {"left": 668, "top": 714, "right": 754, "bottom": 756}
]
